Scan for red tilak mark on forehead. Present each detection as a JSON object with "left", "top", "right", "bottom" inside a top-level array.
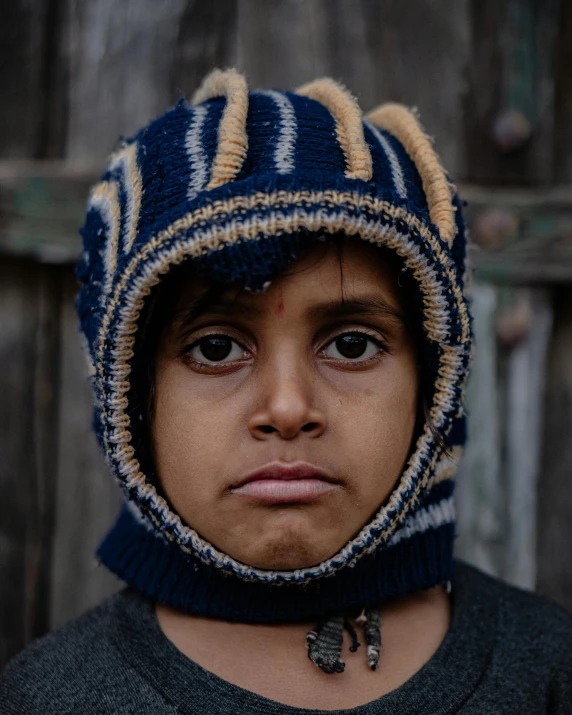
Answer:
[{"left": 275, "top": 297, "right": 285, "bottom": 316}]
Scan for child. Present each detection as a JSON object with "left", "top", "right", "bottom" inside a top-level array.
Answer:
[{"left": 2, "top": 69, "right": 571, "bottom": 713}]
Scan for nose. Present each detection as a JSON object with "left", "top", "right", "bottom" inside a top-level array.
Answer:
[{"left": 248, "top": 356, "right": 326, "bottom": 441}]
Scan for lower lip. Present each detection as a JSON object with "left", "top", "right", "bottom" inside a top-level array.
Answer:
[{"left": 231, "top": 478, "right": 337, "bottom": 502}]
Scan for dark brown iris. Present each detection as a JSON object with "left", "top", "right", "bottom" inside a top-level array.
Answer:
[
  {"left": 335, "top": 334, "right": 368, "bottom": 359},
  {"left": 199, "top": 336, "right": 233, "bottom": 361}
]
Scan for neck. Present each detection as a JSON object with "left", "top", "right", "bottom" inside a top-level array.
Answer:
[{"left": 155, "top": 584, "right": 451, "bottom": 710}]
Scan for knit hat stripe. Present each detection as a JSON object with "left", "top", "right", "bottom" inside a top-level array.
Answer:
[
  {"left": 185, "top": 104, "right": 210, "bottom": 201},
  {"left": 388, "top": 493, "right": 455, "bottom": 547},
  {"left": 368, "top": 104, "right": 456, "bottom": 245},
  {"left": 87, "top": 181, "right": 120, "bottom": 306},
  {"left": 253, "top": 90, "right": 297, "bottom": 175},
  {"left": 133, "top": 101, "right": 206, "bottom": 241},
  {"left": 191, "top": 68, "right": 249, "bottom": 189},
  {"left": 287, "top": 92, "right": 348, "bottom": 176},
  {"left": 296, "top": 78, "right": 373, "bottom": 181},
  {"left": 106, "top": 142, "right": 143, "bottom": 255},
  {"left": 363, "top": 119, "right": 407, "bottom": 199},
  {"left": 88, "top": 142, "right": 143, "bottom": 304}
]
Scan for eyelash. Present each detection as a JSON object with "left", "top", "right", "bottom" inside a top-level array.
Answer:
[{"left": 181, "top": 329, "right": 389, "bottom": 372}]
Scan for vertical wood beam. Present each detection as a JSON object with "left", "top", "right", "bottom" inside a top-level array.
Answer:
[
  {"left": 171, "top": 0, "right": 238, "bottom": 101},
  {"left": 456, "top": 284, "right": 504, "bottom": 576},
  {"left": 361, "top": 0, "right": 470, "bottom": 174},
  {"left": 504, "top": 289, "right": 552, "bottom": 588},
  {"left": 553, "top": 0, "right": 572, "bottom": 182},
  {"left": 537, "top": 287, "right": 572, "bottom": 610},
  {"left": 0, "top": 259, "right": 61, "bottom": 667},
  {"left": 0, "top": 0, "right": 50, "bottom": 157},
  {"left": 462, "top": 0, "right": 560, "bottom": 185}
]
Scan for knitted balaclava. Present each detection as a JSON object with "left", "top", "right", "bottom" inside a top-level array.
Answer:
[{"left": 76, "top": 69, "right": 472, "bottom": 674}]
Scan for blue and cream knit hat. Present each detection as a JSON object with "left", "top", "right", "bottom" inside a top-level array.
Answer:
[{"left": 76, "top": 69, "right": 472, "bottom": 673}]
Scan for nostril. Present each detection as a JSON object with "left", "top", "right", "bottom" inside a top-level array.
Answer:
[
  {"left": 301, "top": 422, "right": 319, "bottom": 432},
  {"left": 258, "top": 425, "right": 276, "bottom": 434}
]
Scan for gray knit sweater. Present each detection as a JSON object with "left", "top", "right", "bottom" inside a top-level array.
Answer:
[{"left": 1, "top": 562, "right": 572, "bottom": 714}]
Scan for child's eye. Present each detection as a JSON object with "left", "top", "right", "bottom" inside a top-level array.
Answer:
[
  {"left": 323, "top": 332, "right": 384, "bottom": 361},
  {"left": 188, "top": 335, "right": 247, "bottom": 363}
]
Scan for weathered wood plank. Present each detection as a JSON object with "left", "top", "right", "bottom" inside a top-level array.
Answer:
[
  {"left": 320, "top": 0, "right": 376, "bottom": 108},
  {"left": 503, "top": 289, "right": 552, "bottom": 589},
  {"left": 455, "top": 283, "right": 504, "bottom": 577},
  {"left": 0, "top": 161, "right": 93, "bottom": 262},
  {"left": 553, "top": 0, "right": 572, "bottom": 182},
  {"left": 462, "top": 0, "right": 560, "bottom": 185},
  {"left": 171, "top": 0, "right": 238, "bottom": 101},
  {"left": 49, "top": 271, "right": 122, "bottom": 629},
  {"left": 360, "top": 0, "right": 470, "bottom": 175},
  {"left": 457, "top": 285, "right": 553, "bottom": 590},
  {"left": 237, "top": 0, "right": 469, "bottom": 174},
  {"left": 237, "top": 0, "right": 329, "bottom": 91},
  {"left": 66, "top": 0, "right": 186, "bottom": 159},
  {"left": 0, "top": 0, "right": 50, "bottom": 157},
  {"left": 39, "top": 0, "right": 70, "bottom": 159},
  {"left": 536, "top": 287, "right": 572, "bottom": 611},
  {"left": 0, "top": 259, "right": 61, "bottom": 667},
  {"left": 462, "top": 184, "right": 572, "bottom": 283}
]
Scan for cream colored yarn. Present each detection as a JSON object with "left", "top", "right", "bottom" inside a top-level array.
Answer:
[
  {"left": 192, "top": 68, "right": 250, "bottom": 189},
  {"left": 297, "top": 78, "right": 373, "bottom": 182},
  {"left": 367, "top": 103, "right": 456, "bottom": 245}
]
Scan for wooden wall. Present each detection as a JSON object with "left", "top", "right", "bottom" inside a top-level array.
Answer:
[{"left": 1, "top": 0, "right": 571, "bottom": 667}]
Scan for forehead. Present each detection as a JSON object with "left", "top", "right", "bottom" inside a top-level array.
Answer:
[{"left": 177, "top": 238, "right": 405, "bottom": 315}]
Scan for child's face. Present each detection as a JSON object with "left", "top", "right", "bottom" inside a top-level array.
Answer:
[{"left": 152, "top": 239, "right": 419, "bottom": 570}]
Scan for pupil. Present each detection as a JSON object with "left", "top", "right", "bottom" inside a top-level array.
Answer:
[
  {"left": 336, "top": 334, "right": 367, "bottom": 359},
  {"left": 200, "top": 337, "right": 232, "bottom": 361}
]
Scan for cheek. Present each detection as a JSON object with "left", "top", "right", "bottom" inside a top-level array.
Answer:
[
  {"left": 151, "top": 362, "right": 237, "bottom": 504},
  {"left": 332, "top": 358, "right": 419, "bottom": 489}
]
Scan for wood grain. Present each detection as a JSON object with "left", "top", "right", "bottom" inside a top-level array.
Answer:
[
  {"left": 0, "top": 0, "right": 50, "bottom": 157},
  {"left": 0, "top": 259, "right": 60, "bottom": 665},
  {"left": 553, "top": 0, "right": 572, "bottom": 183},
  {"left": 462, "top": 0, "right": 560, "bottom": 184},
  {"left": 171, "top": 0, "right": 238, "bottom": 101},
  {"left": 503, "top": 289, "right": 552, "bottom": 589},
  {"left": 455, "top": 284, "right": 504, "bottom": 577},
  {"left": 237, "top": 0, "right": 330, "bottom": 89},
  {"left": 537, "top": 287, "right": 572, "bottom": 611},
  {"left": 360, "top": 0, "right": 470, "bottom": 175},
  {"left": 457, "top": 286, "right": 553, "bottom": 591},
  {"left": 65, "top": 0, "right": 188, "bottom": 160},
  {"left": 237, "top": 0, "right": 469, "bottom": 174}
]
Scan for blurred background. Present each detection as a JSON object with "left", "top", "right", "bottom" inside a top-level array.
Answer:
[{"left": 1, "top": 0, "right": 572, "bottom": 668}]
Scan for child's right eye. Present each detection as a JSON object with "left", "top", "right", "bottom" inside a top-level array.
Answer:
[{"left": 188, "top": 335, "right": 247, "bottom": 364}]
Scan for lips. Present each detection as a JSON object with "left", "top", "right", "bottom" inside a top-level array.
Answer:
[{"left": 230, "top": 462, "right": 339, "bottom": 503}]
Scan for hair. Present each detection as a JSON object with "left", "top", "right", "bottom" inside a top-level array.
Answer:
[{"left": 136, "top": 233, "right": 449, "bottom": 471}]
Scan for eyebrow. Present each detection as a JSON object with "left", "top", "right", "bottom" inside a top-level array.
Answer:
[
  {"left": 309, "top": 296, "right": 406, "bottom": 325},
  {"left": 173, "top": 291, "right": 406, "bottom": 333}
]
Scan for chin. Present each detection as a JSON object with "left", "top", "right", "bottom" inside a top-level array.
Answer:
[{"left": 236, "top": 524, "right": 340, "bottom": 571}]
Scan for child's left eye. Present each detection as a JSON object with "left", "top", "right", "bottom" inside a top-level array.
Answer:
[{"left": 323, "top": 333, "right": 383, "bottom": 361}]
